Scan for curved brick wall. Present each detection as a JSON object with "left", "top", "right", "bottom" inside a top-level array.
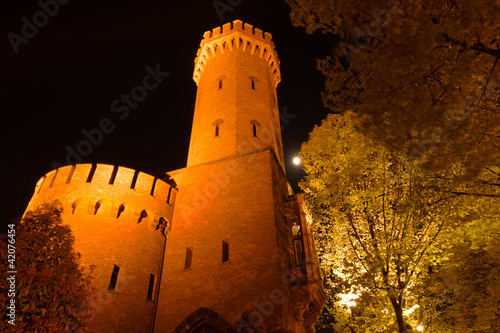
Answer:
[{"left": 24, "top": 163, "right": 177, "bottom": 332}]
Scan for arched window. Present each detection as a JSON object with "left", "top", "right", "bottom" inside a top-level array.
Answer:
[
  {"left": 249, "top": 75, "right": 258, "bottom": 90},
  {"left": 250, "top": 120, "right": 260, "bottom": 137},
  {"left": 217, "top": 75, "right": 226, "bottom": 89},
  {"left": 213, "top": 119, "right": 223, "bottom": 137},
  {"left": 138, "top": 210, "right": 148, "bottom": 223},
  {"left": 117, "top": 204, "right": 125, "bottom": 218},
  {"left": 94, "top": 201, "right": 101, "bottom": 215}
]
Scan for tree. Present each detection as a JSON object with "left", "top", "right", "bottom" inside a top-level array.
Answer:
[
  {"left": 420, "top": 199, "right": 500, "bottom": 332},
  {"left": 287, "top": 0, "right": 500, "bottom": 178},
  {"left": 300, "top": 112, "right": 467, "bottom": 332},
  {"left": 0, "top": 203, "right": 95, "bottom": 332}
]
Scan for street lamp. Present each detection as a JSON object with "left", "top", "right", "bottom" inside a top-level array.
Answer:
[
  {"left": 293, "top": 157, "right": 300, "bottom": 165},
  {"left": 416, "top": 325, "right": 424, "bottom": 331}
]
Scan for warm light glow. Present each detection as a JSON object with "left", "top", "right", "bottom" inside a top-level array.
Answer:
[
  {"left": 293, "top": 157, "right": 300, "bottom": 165},
  {"left": 338, "top": 288, "right": 360, "bottom": 310},
  {"left": 346, "top": 301, "right": 356, "bottom": 308},
  {"left": 416, "top": 325, "right": 424, "bottom": 331}
]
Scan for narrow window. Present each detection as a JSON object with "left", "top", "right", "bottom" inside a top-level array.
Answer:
[
  {"left": 253, "top": 123, "right": 257, "bottom": 137},
  {"left": 167, "top": 187, "right": 173, "bottom": 204},
  {"left": 138, "top": 210, "right": 148, "bottom": 223},
  {"left": 108, "top": 265, "right": 120, "bottom": 290},
  {"left": 94, "top": 201, "right": 101, "bottom": 215},
  {"left": 251, "top": 78, "right": 255, "bottom": 90},
  {"left": 213, "top": 119, "right": 223, "bottom": 137},
  {"left": 185, "top": 247, "right": 193, "bottom": 270},
  {"left": 222, "top": 240, "right": 229, "bottom": 263},
  {"left": 147, "top": 274, "right": 155, "bottom": 300},
  {"left": 117, "top": 204, "right": 125, "bottom": 218},
  {"left": 71, "top": 201, "right": 78, "bottom": 215},
  {"left": 217, "top": 75, "right": 225, "bottom": 89},
  {"left": 294, "top": 239, "right": 304, "bottom": 266},
  {"left": 87, "top": 164, "right": 97, "bottom": 183},
  {"left": 109, "top": 165, "right": 119, "bottom": 184}
]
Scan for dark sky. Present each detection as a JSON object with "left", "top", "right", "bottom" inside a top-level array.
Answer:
[{"left": 1, "top": 0, "right": 334, "bottom": 232}]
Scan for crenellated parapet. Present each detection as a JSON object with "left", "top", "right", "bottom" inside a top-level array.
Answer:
[
  {"left": 193, "top": 19, "right": 281, "bottom": 87},
  {"left": 24, "top": 163, "right": 178, "bottom": 332},
  {"left": 26, "top": 163, "right": 177, "bottom": 234}
]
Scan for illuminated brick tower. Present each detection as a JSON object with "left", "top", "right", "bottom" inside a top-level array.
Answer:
[
  {"left": 23, "top": 20, "right": 325, "bottom": 333},
  {"left": 154, "top": 20, "right": 325, "bottom": 332}
]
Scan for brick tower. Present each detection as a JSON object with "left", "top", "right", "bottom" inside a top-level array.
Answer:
[
  {"left": 154, "top": 20, "right": 325, "bottom": 332},
  {"left": 22, "top": 19, "right": 325, "bottom": 333}
]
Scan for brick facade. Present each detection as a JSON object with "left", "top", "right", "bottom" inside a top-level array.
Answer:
[{"left": 23, "top": 20, "right": 325, "bottom": 333}]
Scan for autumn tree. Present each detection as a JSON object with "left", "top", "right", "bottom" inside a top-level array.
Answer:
[
  {"left": 0, "top": 203, "right": 95, "bottom": 332},
  {"left": 286, "top": 0, "right": 500, "bottom": 178},
  {"left": 420, "top": 197, "right": 500, "bottom": 332},
  {"left": 299, "top": 112, "right": 473, "bottom": 332}
]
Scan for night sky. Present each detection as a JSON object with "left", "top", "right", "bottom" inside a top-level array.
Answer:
[{"left": 1, "top": 0, "right": 334, "bottom": 232}]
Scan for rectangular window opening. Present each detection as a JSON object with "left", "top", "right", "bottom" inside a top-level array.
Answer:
[
  {"left": 222, "top": 240, "right": 229, "bottom": 263},
  {"left": 184, "top": 247, "right": 193, "bottom": 270},
  {"left": 294, "top": 239, "right": 304, "bottom": 266},
  {"left": 147, "top": 274, "right": 155, "bottom": 300},
  {"left": 215, "top": 124, "right": 219, "bottom": 137},
  {"left": 108, "top": 265, "right": 120, "bottom": 290}
]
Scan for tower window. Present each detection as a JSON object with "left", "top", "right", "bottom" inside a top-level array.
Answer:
[
  {"left": 94, "top": 201, "right": 101, "bottom": 215},
  {"left": 250, "top": 120, "right": 260, "bottom": 137},
  {"left": 147, "top": 274, "right": 155, "bottom": 300},
  {"left": 249, "top": 76, "right": 258, "bottom": 90},
  {"left": 217, "top": 75, "right": 226, "bottom": 90},
  {"left": 117, "top": 204, "right": 125, "bottom": 218},
  {"left": 185, "top": 247, "right": 193, "bottom": 270},
  {"left": 108, "top": 265, "right": 120, "bottom": 291},
  {"left": 222, "top": 240, "right": 229, "bottom": 263},
  {"left": 138, "top": 210, "right": 148, "bottom": 223},
  {"left": 213, "top": 119, "right": 223, "bottom": 137}
]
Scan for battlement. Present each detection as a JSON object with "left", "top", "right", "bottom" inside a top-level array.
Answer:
[
  {"left": 34, "top": 163, "right": 176, "bottom": 203},
  {"left": 193, "top": 20, "right": 281, "bottom": 86}
]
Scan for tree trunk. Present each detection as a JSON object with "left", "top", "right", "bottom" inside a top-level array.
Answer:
[{"left": 389, "top": 295, "right": 408, "bottom": 333}]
